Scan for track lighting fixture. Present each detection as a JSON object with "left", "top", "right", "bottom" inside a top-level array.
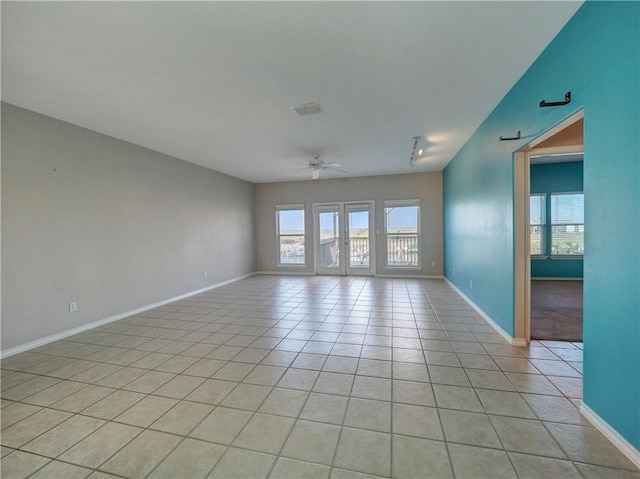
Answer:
[{"left": 410, "top": 136, "right": 423, "bottom": 165}]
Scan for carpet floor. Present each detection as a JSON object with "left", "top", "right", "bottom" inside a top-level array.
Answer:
[{"left": 531, "top": 280, "right": 583, "bottom": 342}]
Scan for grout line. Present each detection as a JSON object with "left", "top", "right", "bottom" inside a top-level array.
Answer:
[{"left": 1, "top": 276, "right": 608, "bottom": 479}]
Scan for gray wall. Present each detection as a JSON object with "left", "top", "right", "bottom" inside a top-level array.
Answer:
[
  {"left": 254, "top": 173, "right": 443, "bottom": 276},
  {"left": 1, "top": 103, "right": 255, "bottom": 351}
]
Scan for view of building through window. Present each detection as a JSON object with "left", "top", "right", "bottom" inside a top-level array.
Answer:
[
  {"left": 530, "top": 192, "right": 584, "bottom": 256},
  {"left": 551, "top": 193, "right": 584, "bottom": 255}
]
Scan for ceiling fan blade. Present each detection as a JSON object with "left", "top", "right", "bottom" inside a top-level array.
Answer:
[
  {"left": 294, "top": 166, "right": 312, "bottom": 171},
  {"left": 322, "top": 162, "right": 342, "bottom": 168},
  {"left": 327, "top": 167, "right": 349, "bottom": 174}
]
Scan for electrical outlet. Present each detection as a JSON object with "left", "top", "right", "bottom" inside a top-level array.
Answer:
[
  {"left": 69, "top": 302, "right": 77, "bottom": 313},
  {"left": 204, "top": 271, "right": 208, "bottom": 279},
  {"left": 469, "top": 279, "right": 473, "bottom": 288},
  {"left": 431, "top": 261, "right": 436, "bottom": 268}
]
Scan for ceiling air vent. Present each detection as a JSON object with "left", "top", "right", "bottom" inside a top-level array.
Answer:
[{"left": 291, "top": 102, "right": 324, "bottom": 117}]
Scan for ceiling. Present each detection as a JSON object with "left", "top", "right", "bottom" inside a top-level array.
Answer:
[
  {"left": 1, "top": 1, "right": 582, "bottom": 183},
  {"left": 530, "top": 117, "right": 583, "bottom": 164}
]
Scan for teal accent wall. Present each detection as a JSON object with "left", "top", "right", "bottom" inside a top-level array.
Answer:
[
  {"left": 443, "top": 2, "right": 639, "bottom": 449},
  {"left": 530, "top": 161, "right": 584, "bottom": 278}
]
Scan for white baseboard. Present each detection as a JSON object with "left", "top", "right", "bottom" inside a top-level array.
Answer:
[
  {"left": 255, "top": 271, "right": 443, "bottom": 280},
  {"left": 0, "top": 273, "right": 253, "bottom": 359},
  {"left": 579, "top": 403, "right": 640, "bottom": 468},
  {"left": 444, "top": 278, "right": 527, "bottom": 347},
  {"left": 254, "top": 270, "right": 315, "bottom": 276},
  {"left": 376, "top": 274, "right": 444, "bottom": 279}
]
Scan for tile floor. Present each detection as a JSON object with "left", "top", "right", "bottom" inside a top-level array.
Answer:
[{"left": 1, "top": 276, "right": 638, "bottom": 479}]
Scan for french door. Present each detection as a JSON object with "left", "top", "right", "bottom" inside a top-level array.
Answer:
[{"left": 314, "top": 202, "right": 374, "bottom": 276}]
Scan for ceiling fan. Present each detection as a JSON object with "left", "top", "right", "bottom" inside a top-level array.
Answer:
[{"left": 296, "top": 155, "right": 349, "bottom": 180}]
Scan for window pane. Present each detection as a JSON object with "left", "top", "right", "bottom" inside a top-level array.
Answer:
[
  {"left": 551, "top": 226, "right": 584, "bottom": 255},
  {"left": 279, "top": 236, "right": 305, "bottom": 264},
  {"left": 530, "top": 226, "right": 544, "bottom": 255},
  {"left": 386, "top": 206, "right": 418, "bottom": 233},
  {"left": 348, "top": 210, "right": 369, "bottom": 268},
  {"left": 319, "top": 211, "right": 340, "bottom": 268},
  {"left": 277, "top": 208, "right": 304, "bottom": 264},
  {"left": 530, "top": 195, "right": 546, "bottom": 255},
  {"left": 278, "top": 209, "right": 304, "bottom": 234},
  {"left": 319, "top": 211, "right": 339, "bottom": 240},
  {"left": 385, "top": 205, "right": 419, "bottom": 266},
  {"left": 551, "top": 194, "right": 584, "bottom": 224},
  {"left": 529, "top": 195, "right": 545, "bottom": 225},
  {"left": 550, "top": 193, "right": 584, "bottom": 255}
]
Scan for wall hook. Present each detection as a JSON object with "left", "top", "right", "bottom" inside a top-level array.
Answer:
[
  {"left": 499, "top": 130, "right": 521, "bottom": 141},
  {"left": 540, "top": 91, "right": 571, "bottom": 107}
]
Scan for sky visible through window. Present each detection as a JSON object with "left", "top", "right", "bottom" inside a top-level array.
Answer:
[
  {"left": 320, "top": 212, "right": 338, "bottom": 233},
  {"left": 551, "top": 194, "right": 584, "bottom": 224},
  {"left": 530, "top": 195, "right": 545, "bottom": 224},
  {"left": 348, "top": 211, "right": 368, "bottom": 231},
  {"left": 279, "top": 206, "right": 418, "bottom": 233},
  {"left": 278, "top": 210, "right": 304, "bottom": 234},
  {"left": 386, "top": 206, "right": 418, "bottom": 232}
]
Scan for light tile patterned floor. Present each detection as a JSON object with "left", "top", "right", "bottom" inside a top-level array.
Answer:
[{"left": 1, "top": 276, "right": 638, "bottom": 479}]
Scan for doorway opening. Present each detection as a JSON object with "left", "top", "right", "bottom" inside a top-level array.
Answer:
[
  {"left": 314, "top": 202, "right": 375, "bottom": 276},
  {"left": 514, "top": 111, "right": 584, "bottom": 344},
  {"left": 529, "top": 146, "right": 584, "bottom": 342}
]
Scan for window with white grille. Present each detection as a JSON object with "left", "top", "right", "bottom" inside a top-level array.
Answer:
[
  {"left": 551, "top": 193, "right": 584, "bottom": 256},
  {"left": 276, "top": 205, "right": 305, "bottom": 265},
  {"left": 530, "top": 194, "right": 546, "bottom": 256},
  {"left": 384, "top": 200, "right": 420, "bottom": 268}
]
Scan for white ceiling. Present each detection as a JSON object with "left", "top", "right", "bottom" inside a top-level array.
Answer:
[{"left": 1, "top": 1, "right": 582, "bottom": 183}]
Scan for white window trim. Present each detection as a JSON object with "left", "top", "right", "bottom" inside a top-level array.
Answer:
[
  {"left": 384, "top": 199, "right": 421, "bottom": 207},
  {"left": 383, "top": 199, "right": 421, "bottom": 269},
  {"left": 276, "top": 204, "right": 306, "bottom": 267}
]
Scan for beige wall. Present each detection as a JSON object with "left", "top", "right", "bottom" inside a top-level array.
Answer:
[
  {"left": 254, "top": 173, "right": 443, "bottom": 276},
  {"left": 1, "top": 103, "right": 255, "bottom": 351}
]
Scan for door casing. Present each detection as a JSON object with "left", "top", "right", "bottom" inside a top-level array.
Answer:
[{"left": 513, "top": 109, "right": 584, "bottom": 344}]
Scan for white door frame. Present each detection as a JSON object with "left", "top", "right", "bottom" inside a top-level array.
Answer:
[
  {"left": 513, "top": 110, "right": 584, "bottom": 344},
  {"left": 313, "top": 201, "right": 376, "bottom": 276}
]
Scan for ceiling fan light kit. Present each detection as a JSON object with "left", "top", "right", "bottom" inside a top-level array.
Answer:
[{"left": 296, "top": 154, "right": 348, "bottom": 180}]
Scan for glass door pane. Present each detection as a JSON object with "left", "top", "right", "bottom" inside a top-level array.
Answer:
[
  {"left": 315, "top": 202, "right": 373, "bottom": 276},
  {"left": 317, "top": 206, "right": 342, "bottom": 274},
  {"left": 347, "top": 209, "right": 369, "bottom": 267},
  {"left": 346, "top": 204, "right": 373, "bottom": 276}
]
